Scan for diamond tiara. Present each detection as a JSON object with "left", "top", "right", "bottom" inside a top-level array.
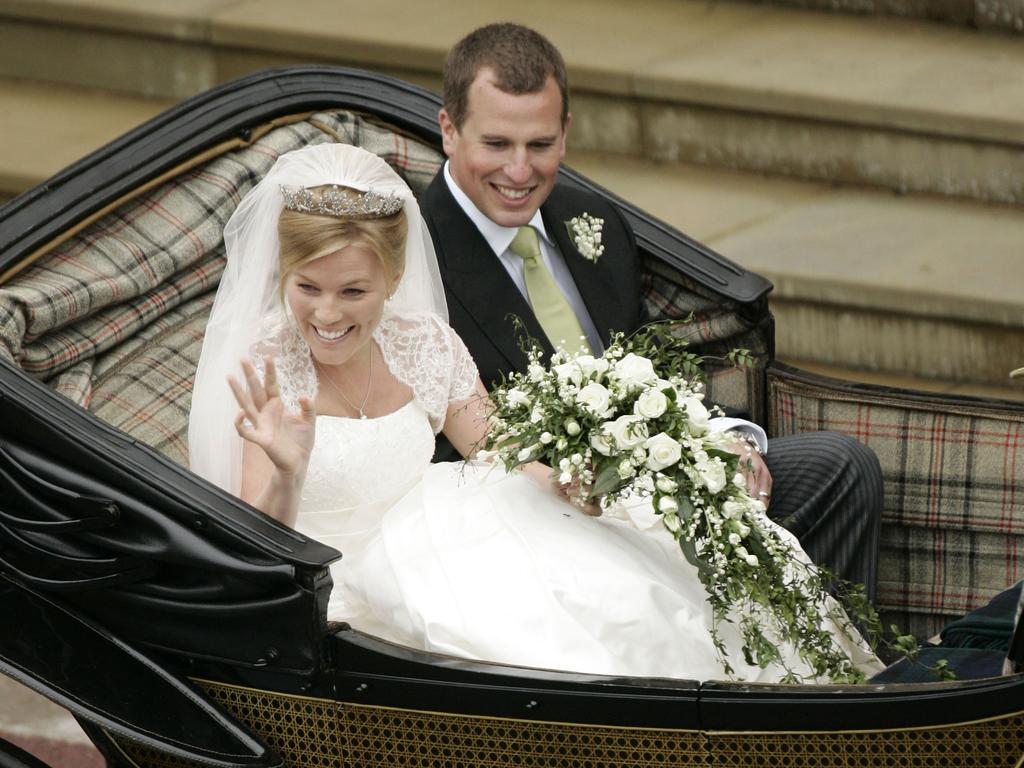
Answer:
[{"left": 279, "top": 184, "right": 404, "bottom": 219}]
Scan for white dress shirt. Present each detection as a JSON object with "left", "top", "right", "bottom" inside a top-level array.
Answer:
[
  {"left": 443, "top": 162, "right": 604, "bottom": 353},
  {"left": 441, "top": 162, "right": 767, "bottom": 454}
]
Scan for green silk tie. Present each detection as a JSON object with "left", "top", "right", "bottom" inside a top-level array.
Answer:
[{"left": 508, "top": 226, "right": 591, "bottom": 354}]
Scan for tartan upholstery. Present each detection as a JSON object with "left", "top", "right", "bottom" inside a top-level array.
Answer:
[
  {"left": 768, "top": 367, "right": 1024, "bottom": 638},
  {"left": 0, "top": 112, "right": 446, "bottom": 466},
  {"left": 642, "top": 254, "right": 770, "bottom": 423},
  {"left": 0, "top": 109, "right": 765, "bottom": 472}
]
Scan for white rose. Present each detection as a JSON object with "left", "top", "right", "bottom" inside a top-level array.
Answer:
[
  {"left": 746, "top": 554, "right": 759, "bottom": 567},
  {"left": 645, "top": 432, "right": 683, "bottom": 471},
  {"left": 527, "top": 363, "right": 546, "bottom": 382},
  {"left": 698, "top": 457, "right": 728, "bottom": 494},
  {"left": 558, "top": 471, "right": 573, "bottom": 484},
  {"left": 517, "top": 445, "right": 539, "bottom": 462},
  {"left": 682, "top": 395, "right": 709, "bottom": 434},
  {"left": 507, "top": 388, "right": 530, "bottom": 408},
  {"left": 659, "top": 496, "right": 680, "bottom": 514},
  {"left": 574, "top": 355, "right": 601, "bottom": 378},
  {"left": 553, "top": 362, "right": 583, "bottom": 387},
  {"left": 721, "top": 500, "right": 746, "bottom": 520},
  {"left": 617, "top": 459, "right": 634, "bottom": 479},
  {"left": 555, "top": 437, "right": 568, "bottom": 451},
  {"left": 576, "top": 382, "right": 612, "bottom": 417},
  {"left": 540, "top": 431, "right": 553, "bottom": 444},
  {"left": 728, "top": 532, "right": 742, "bottom": 546},
  {"left": 655, "top": 474, "right": 678, "bottom": 494},
  {"left": 611, "top": 353, "right": 658, "bottom": 390},
  {"left": 634, "top": 388, "right": 669, "bottom": 419},
  {"left": 605, "top": 415, "right": 648, "bottom": 450},
  {"left": 565, "top": 419, "right": 581, "bottom": 436},
  {"left": 590, "top": 432, "right": 613, "bottom": 456},
  {"left": 663, "top": 512, "right": 681, "bottom": 534}
]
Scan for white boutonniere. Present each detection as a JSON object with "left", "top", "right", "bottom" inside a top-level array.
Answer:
[{"left": 565, "top": 213, "right": 605, "bottom": 263}]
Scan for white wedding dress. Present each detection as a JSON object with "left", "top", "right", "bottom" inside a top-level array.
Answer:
[{"left": 292, "top": 314, "right": 883, "bottom": 684}]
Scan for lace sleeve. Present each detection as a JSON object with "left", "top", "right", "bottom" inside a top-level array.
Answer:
[
  {"left": 248, "top": 320, "right": 319, "bottom": 413},
  {"left": 376, "top": 312, "right": 480, "bottom": 434}
]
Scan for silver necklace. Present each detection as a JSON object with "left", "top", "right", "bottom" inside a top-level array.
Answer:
[{"left": 318, "top": 349, "right": 374, "bottom": 419}]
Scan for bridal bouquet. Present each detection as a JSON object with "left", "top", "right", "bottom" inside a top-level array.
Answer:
[{"left": 481, "top": 323, "right": 872, "bottom": 683}]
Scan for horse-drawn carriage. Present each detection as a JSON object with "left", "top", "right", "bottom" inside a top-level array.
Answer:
[{"left": 2, "top": 67, "right": 1024, "bottom": 767}]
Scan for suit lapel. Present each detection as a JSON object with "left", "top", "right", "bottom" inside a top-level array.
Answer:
[{"left": 425, "top": 176, "right": 552, "bottom": 366}]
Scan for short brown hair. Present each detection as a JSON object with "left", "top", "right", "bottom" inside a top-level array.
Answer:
[
  {"left": 277, "top": 186, "right": 407, "bottom": 298},
  {"left": 443, "top": 23, "right": 569, "bottom": 130}
]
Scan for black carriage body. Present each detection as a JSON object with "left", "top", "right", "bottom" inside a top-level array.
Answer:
[{"left": 1, "top": 67, "right": 1024, "bottom": 767}]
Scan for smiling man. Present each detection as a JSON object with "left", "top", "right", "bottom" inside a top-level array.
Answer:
[
  {"left": 423, "top": 23, "right": 644, "bottom": 390},
  {"left": 421, "top": 23, "right": 883, "bottom": 601}
]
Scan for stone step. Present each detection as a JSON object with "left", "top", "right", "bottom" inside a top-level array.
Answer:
[
  {"left": 0, "top": 78, "right": 173, "bottom": 198},
  {"left": 0, "top": 0, "right": 1021, "bottom": 204},
  {"left": 0, "top": 76, "right": 1019, "bottom": 391},
  {"left": 728, "top": 0, "right": 1024, "bottom": 34},
  {"left": 570, "top": 150, "right": 1024, "bottom": 389}
]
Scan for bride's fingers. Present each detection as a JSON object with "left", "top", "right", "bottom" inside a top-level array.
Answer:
[
  {"left": 233, "top": 409, "right": 255, "bottom": 439},
  {"left": 263, "top": 356, "right": 281, "bottom": 398},
  {"left": 227, "top": 374, "right": 262, "bottom": 426},
  {"left": 297, "top": 396, "right": 317, "bottom": 423},
  {"left": 240, "top": 358, "right": 267, "bottom": 409}
]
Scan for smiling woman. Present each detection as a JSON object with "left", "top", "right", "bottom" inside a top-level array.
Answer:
[{"left": 276, "top": 186, "right": 404, "bottom": 395}]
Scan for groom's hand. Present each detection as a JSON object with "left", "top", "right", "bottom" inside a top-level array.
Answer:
[
  {"left": 556, "top": 473, "right": 602, "bottom": 516},
  {"left": 726, "top": 435, "right": 773, "bottom": 508}
]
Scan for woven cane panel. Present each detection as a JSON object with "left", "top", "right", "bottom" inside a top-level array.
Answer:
[
  {"left": 108, "top": 736, "right": 205, "bottom": 768},
  {"left": 709, "top": 710, "right": 1024, "bottom": 768},
  {"left": 192, "top": 680, "right": 708, "bottom": 768}
]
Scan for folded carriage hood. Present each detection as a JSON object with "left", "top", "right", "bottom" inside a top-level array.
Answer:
[{"left": 0, "top": 579, "right": 280, "bottom": 767}]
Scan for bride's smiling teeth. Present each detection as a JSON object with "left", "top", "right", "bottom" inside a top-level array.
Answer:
[
  {"left": 495, "top": 184, "right": 531, "bottom": 200},
  {"left": 314, "top": 325, "right": 352, "bottom": 342}
]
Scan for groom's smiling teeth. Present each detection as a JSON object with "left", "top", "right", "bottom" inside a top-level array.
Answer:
[
  {"left": 494, "top": 184, "right": 532, "bottom": 200},
  {"left": 314, "top": 325, "right": 352, "bottom": 342}
]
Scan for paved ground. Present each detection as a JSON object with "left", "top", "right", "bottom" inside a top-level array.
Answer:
[{"left": 0, "top": 678, "right": 102, "bottom": 767}]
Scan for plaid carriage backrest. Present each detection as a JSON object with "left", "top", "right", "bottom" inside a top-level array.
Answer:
[
  {"left": 0, "top": 112, "right": 443, "bottom": 464},
  {"left": 768, "top": 365, "right": 1024, "bottom": 638},
  {"left": 0, "top": 109, "right": 762, "bottom": 468}
]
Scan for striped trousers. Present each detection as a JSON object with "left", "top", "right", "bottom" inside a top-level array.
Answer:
[{"left": 763, "top": 432, "right": 884, "bottom": 603}]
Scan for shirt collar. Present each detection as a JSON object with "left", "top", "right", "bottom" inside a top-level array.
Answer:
[{"left": 443, "top": 161, "right": 552, "bottom": 256}]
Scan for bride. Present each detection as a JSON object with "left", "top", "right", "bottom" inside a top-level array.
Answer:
[{"left": 189, "top": 142, "right": 882, "bottom": 683}]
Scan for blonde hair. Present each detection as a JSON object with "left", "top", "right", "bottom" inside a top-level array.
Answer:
[{"left": 277, "top": 185, "right": 407, "bottom": 297}]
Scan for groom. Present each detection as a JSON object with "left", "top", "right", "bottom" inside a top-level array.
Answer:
[{"left": 421, "top": 23, "right": 883, "bottom": 600}]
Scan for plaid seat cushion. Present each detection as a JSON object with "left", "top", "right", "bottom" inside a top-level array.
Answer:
[{"left": 768, "top": 367, "right": 1024, "bottom": 638}]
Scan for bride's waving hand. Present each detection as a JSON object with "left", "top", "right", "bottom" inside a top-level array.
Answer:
[{"left": 230, "top": 356, "right": 316, "bottom": 527}]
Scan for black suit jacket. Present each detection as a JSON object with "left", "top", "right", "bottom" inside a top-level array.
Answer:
[{"left": 421, "top": 169, "right": 646, "bottom": 392}]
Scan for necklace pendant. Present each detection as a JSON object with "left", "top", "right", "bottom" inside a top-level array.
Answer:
[{"left": 359, "top": 410, "right": 368, "bottom": 420}]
